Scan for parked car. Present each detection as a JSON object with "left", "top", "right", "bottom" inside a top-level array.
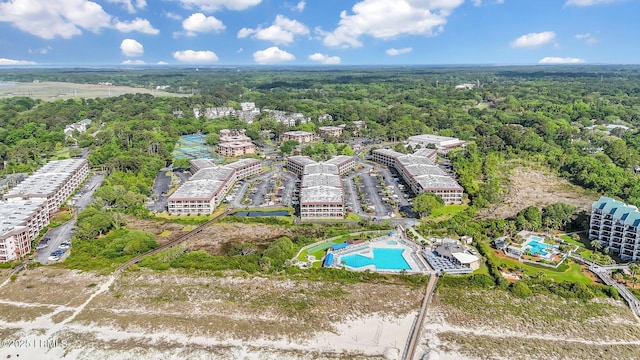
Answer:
[
  {"left": 48, "top": 254, "right": 61, "bottom": 262},
  {"left": 35, "top": 242, "right": 49, "bottom": 250}
]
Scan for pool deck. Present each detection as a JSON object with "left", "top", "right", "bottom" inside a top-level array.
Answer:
[{"left": 331, "top": 235, "right": 430, "bottom": 274}]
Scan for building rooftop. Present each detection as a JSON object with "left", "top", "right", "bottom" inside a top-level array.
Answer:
[
  {"left": 304, "top": 163, "right": 339, "bottom": 175},
  {"left": 373, "top": 148, "right": 403, "bottom": 158},
  {"left": 434, "top": 241, "right": 467, "bottom": 259},
  {"left": 324, "top": 155, "right": 353, "bottom": 166},
  {"left": 415, "top": 175, "right": 463, "bottom": 191},
  {"left": 407, "top": 134, "right": 465, "bottom": 147},
  {"left": 4, "top": 159, "right": 87, "bottom": 199},
  {"left": 402, "top": 164, "right": 447, "bottom": 177},
  {"left": 396, "top": 154, "right": 437, "bottom": 167},
  {"left": 226, "top": 158, "right": 261, "bottom": 169},
  {"left": 217, "top": 142, "right": 256, "bottom": 149},
  {"left": 190, "top": 158, "right": 216, "bottom": 170},
  {"left": 451, "top": 252, "right": 480, "bottom": 264},
  {"left": 593, "top": 196, "right": 640, "bottom": 227},
  {"left": 283, "top": 130, "right": 313, "bottom": 136},
  {"left": 301, "top": 173, "right": 342, "bottom": 188},
  {"left": 300, "top": 186, "right": 343, "bottom": 204},
  {"left": 168, "top": 180, "right": 224, "bottom": 201},
  {"left": 287, "top": 156, "right": 318, "bottom": 167},
  {"left": 189, "top": 167, "right": 235, "bottom": 182},
  {"left": 0, "top": 198, "right": 47, "bottom": 238},
  {"left": 318, "top": 126, "right": 343, "bottom": 131}
]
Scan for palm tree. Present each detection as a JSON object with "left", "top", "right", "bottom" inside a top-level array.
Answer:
[
  {"left": 613, "top": 272, "right": 625, "bottom": 284},
  {"left": 590, "top": 240, "right": 603, "bottom": 254},
  {"left": 629, "top": 263, "right": 640, "bottom": 289}
]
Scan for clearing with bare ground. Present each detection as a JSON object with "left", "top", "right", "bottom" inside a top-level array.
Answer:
[
  {"left": 476, "top": 165, "right": 599, "bottom": 220},
  {"left": 0, "top": 267, "right": 423, "bottom": 359},
  {"left": 1, "top": 81, "right": 188, "bottom": 101}
]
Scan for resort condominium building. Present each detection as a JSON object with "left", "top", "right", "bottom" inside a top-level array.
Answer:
[
  {"left": 371, "top": 148, "right": 463, "bottom": 204},
  {"left": 590, "top": 196, "right": 640, "bottom": 261},
  {"left": 3, "top": 159, "right": 90, "bottom": 214},
  {"left": 317, "top": 126, "right": 344, "bottom": 137},
  {"left": 406, "top": 134, "right": 467, "bottom": 154},
  {"left": 286, "top": 155, "right": 355, "bottom": 219},
  {"left": 167, "top": 158, "right": 261, "bottom": 215},
  {"left": 0, "top": 198, "right": 49, "bottom": 262},
  {"left": 281, "top": 131, "right": 314, "bottom": 144},
  {"left": 217, "top": 129, "right": 256, "bottom": 157}
]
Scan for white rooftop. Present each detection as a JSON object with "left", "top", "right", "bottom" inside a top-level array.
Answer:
[
  {"left": 324, "top": 155, "right": 353, "bottom": 166},
  {"left": 301, "top": 173, "right": 342, "bottom": 188},
  {"left": 452, "top": 252, "right": 480, "bottom": 264},
  {"left": 0, "top": 198, "right": 47, "bottom": 238},
  {"left": 300, "top": 186, "right": 343, "bottom": 204},
  {"left": 189, "top": 167, "right": 235, "bottom": 182},
  {"left": 304, "top": 163, "right": 339, "bottom": 175},
  {"left": 168, "top": 180, "right": 224, "bottom": 201},
  {"left": 288, "top": 156, "right": 318, "bottom": 167},
  {"left": 4, "top": 159, "right": 86, "bottom": 199},
  {"left": 415, "top": 175, "right": 463, "bottom": 191}
]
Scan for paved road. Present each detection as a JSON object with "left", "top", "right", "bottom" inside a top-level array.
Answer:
[
  {"left": 147, "top": 169, "right": 172, "bottom": 213},
  {"left": 361, "top": 170, "right": 388, "bottom": 217},
  {"left": 36, "top": 173, "right": 103, "bottom": 264}
]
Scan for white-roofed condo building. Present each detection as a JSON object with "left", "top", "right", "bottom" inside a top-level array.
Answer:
[
  {"left": 0, "top": 198, "right": 49, "bottom": 262},
  {"left": 168, "top": 159, "right": 261, "bottom": 215},
  {"left": 590, "top": 196, "right": 640, "bottom": 261},
  {"left": 372, "top": 148, "right": 463, "bottom": 204},
  {"left": 286, "top": 155, "right": 355, "bottom": 219},
  {"left": 3, "top": 159, "right": 90, "bottom": 215}
]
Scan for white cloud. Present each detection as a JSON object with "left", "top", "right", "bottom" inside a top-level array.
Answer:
[
  {"left": 238, "top": 15, "right": 308, "bottom": 45},
  {"left": 165, "top": 12, "right": 183, "bottom": 20},
  {"left": 0, "top": 0, "right": 112, "bottom": 39},
  {"left": 575, "top": 33, "right": 598, "bottom": 45},
  {"left": 566, "top": 0, "right": 621, "bottom": 6},
  {"left": 157, "top": 61, "right": 169, "bottom": 65},
  {"left": 122, "top": 59, "right": 145, "bottom": 65},
  {"left": 120, "top": 39, "right": 144, "bottom": 57},
  {"left": 173, "top": 50, "right": 219, "bottom": 63},
  {"left": 386, "top": 47, "right": 413, "bottom": 56},
  {"left": 308, "top": 53, "right": 341, "bottom": 64},
  {"left": 322, "top": 0, "right": 464, "bottom": 48},
  {"left": 473, "top": 0, "right": 505, "bottom": 5},
  {"left": 0, "top": 58, "right": 36, "bottom": 65},
  {"left": 539, "top": 57, "right": 586, "bottom": 64},
  {"left": 294, "top": 1, "right": 305, "bottom": 11},
  {"left": 176, "top": 0, "right": 262, "bottom": 12},
  {"left": 511, "top": 31, "right": 556, "bottom": 48},
  {"left": 114, "top": 18, "right": 159, "bottom": 35},
  {"left": 28, "top": 46, "right": 52, "bottom": 55},
  {"left": 253, "top": 46, "right": 295, "bottom": 64},
  {"left": 182, "top": 13, "right": 225, "bottom": 36},
  {"left": 108, "top": 0, "right": 146, "bottom": 13}
]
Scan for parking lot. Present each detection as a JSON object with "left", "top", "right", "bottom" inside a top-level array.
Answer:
[{"left": 35, "top": 173, "right": 103, "bottom": 264}]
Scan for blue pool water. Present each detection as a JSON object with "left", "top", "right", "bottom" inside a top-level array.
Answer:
[
  {"left": 527, "top": 239, "right": 552, "bottom": 256},
  {"left": 340, "top": 248, "right": 410, "bottom": 270}
]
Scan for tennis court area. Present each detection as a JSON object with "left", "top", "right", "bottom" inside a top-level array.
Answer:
[{"left": 172, "top": 134, "right": 215, "bottom": 159}]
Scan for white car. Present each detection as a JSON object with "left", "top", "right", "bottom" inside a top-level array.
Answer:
[{"left": 48, "top": 255, "right": 61, "bottom": 262}]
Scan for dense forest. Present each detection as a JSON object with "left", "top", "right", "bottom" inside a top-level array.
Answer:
[{"left": 2, "top": 65, "right": 640, "bottom": 212}]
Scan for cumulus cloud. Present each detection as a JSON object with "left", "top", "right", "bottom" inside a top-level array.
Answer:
[
  {"left": 511, "top": 31, "right": 556, "bottom": 48},
  {"left": 291, "top": 1, "right": 305, "bottom": 11},
  {"left": 538, "top": 57, "right": 586, "bottom": 64},
  {"left": 0, "top": 58, "right": 36, "bottom": 65},
  {"left": 182, "top": 13, "right": 225, "bottom": 36},
  {"left": 176, "top": 0, "right": 262, "bottom": 12},
  {"left": 122, "top": 59, "right": 145, "bottom": 65},
  {"left": 0, "top": 0, "right": 112, "bottom": 39},
  {"left": 308, "top": 53, "right": 341, "bottom": 64},
  {"left": 566, "top": 0, "right": 621, "bottom": 6},
  {"left": 322, "top": 0, "right": 464, "bottom": 48},
  {"left": 120, "top": 39, "right": 144, "bottom": 57},
  {"left": 386, "top": 47, "right": 413, "bottom": 56},
  {"left": 173, "top": 50, "right": 219, "bottom": 63},
  {"left": 253, "top": 46, "right": 295, "bottom": 64},
  {"left": 238, "top": 15, "right": 308, "bottom": 45},
  {"left": 165, "top": 12, "right": 183, "bottom": 20},
  {"left": 114, "top": 18, "right": 159, "bottom": 35},
  {"left": 108, "top": 0, "right": 146, "bottom": 13}
]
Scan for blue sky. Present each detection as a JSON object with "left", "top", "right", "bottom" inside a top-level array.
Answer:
[{"left": 0, "top": 0, "right": 637, "bottom": 66}]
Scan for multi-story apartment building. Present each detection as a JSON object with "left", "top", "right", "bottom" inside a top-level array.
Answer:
[
  {"left": 3, "top": 159, "right": 89, "bottom": 214},
  {"left": 167, "top": 158, "right": 261, "bottom": 215},
  {"left": 371, "top": 148, "right": 463, "bottom": 204},
  {"left": 282, "top": 131, "right": 314, "bottom": 144},
  {"left": 406, "top": 134, "right": 467, "bottom": 154},
  {"left": 318, "top": 126, "right": 344, "bottom": 137},
  {"left": 286, "top": 155, "right": 355, "bottom": 219},
  {"left": 0, "top": 198, "right": 49, "bottom": 262},
  {"left": 590, "top": 196, "right": 640, "bottom": 261},
  {"left": 217, "top": 129, "right": 256, "bottom": 157}
]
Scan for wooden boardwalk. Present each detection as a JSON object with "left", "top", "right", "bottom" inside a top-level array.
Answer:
[{"left": 402, "top": 274, "right": 439, "bottom": 360}]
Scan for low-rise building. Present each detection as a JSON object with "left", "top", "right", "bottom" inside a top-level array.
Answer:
[
  {"left": 282, "top": 131, "right": 314, "bottom": 144},
  {"left": 0, "top": 198, "right": 49, "bottom": 262},
  {"left": 3, "top": 159, "right": 90, "bottom": 214},
  {"left": 318, "top": 126, "right": 343, "bottom": 137},
  {"left": 589, "top": 196, "right": 640, "bottom": 261},
  {"left": 168, "top": 159, "right": 261, "bottom": 215},
  {"left": 217, "top": 129, "right": 256, "bottom": 157},
  {"left": 372, "top": 149, "right": 463, "bottom": 204},
  {"left": 324, "top": 155, "right": 356, "bottom": 175},
  {"left": 407, "top": 134, "right": 467, "bottom": 154},
  {"left": 422, "top": 239, "right": 480, "bottom": 274}
]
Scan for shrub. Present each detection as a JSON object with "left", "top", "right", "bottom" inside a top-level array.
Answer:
[{"left": 509, "top": 281, "right": 532, "bottom": 298}]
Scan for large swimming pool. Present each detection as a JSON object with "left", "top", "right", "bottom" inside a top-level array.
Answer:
[
  {"left": 526, "top": 238, "right": 552, "bottom": 256},
  {"left": 340, "top": 248, "right": 411, "bottom": 270}
]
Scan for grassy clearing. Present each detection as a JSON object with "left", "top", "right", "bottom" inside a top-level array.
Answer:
[
  {"left": 489, "top": 248, "right": 593, "bottom": 283},
  {"left": 428, "top": 204, "right": 468, "bottom": 221}
]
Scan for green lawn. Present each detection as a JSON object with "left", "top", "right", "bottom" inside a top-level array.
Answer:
[
  {"left": 488, "top": 248, "right": 593, "bottom": 283},
  {"left": 428, "top": 204, "right": 468, "bottom": 221}
]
